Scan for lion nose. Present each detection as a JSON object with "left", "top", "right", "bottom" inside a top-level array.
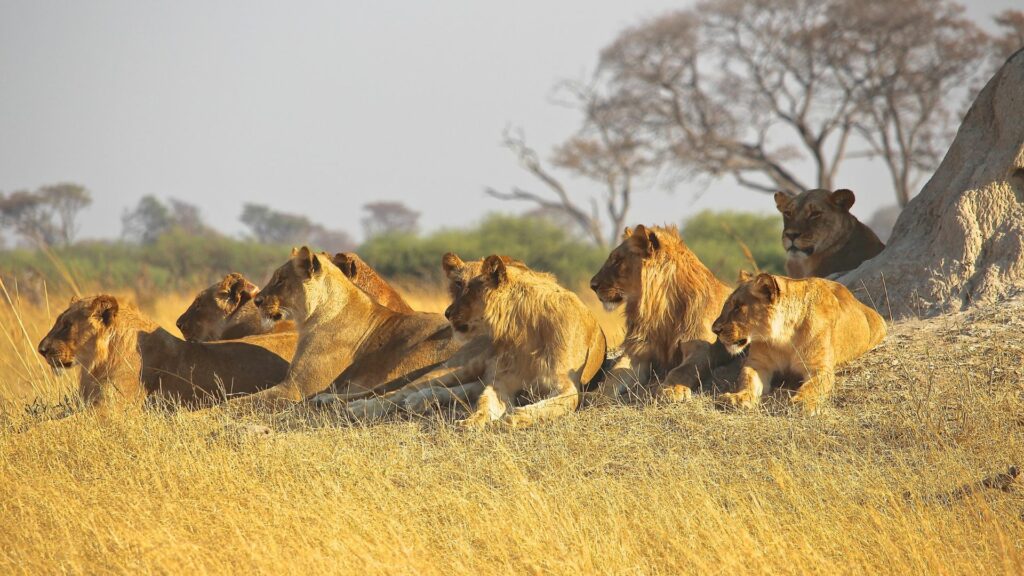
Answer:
[
  {"left": 784, "top": 231, "right": 800, "bottom": 240},
  {"left": 712, "top": 323, "right": 722, "bottom": 335},
  {"left": 589, "top": 278, "right": 599, "bottom": 291},
  {"left": 444, "top": 305, "right": 453, "bottom": 320},
  {"left": 175, "top": 319, "right": 184, "bottom": 331},
  {"left": 253, "top": 295, "right": 264, "bottom": 307},
  {"left": 38, "top": 342, "right": 50, "bottom": 356}
]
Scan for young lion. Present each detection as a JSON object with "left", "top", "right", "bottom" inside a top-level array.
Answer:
[
  {"left": 341, "top": 253, "right": 526, "bottom": 419},
  {"left": 228, "top": 247, "right": 461, "bottom": 412},
  {"left": 37, "top": 295, "right": 297, "bottom": 411},
  {"left": 713, "top": 272, "right": 887, "bottom": 413},
  {"left": 446, "top": 255, "right": 606, "bottom": 428},
  {"left": 590, "top": 225, "right": 733, "bottom": 397},
  {"left": 176, "top": 253, "right": 411, "bottom": 341},
  {"left": 775, "top": 188, "right": 885, "bottom": 279}
]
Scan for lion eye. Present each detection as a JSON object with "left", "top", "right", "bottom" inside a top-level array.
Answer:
[{"left": 808, "top": 212, "right": 821, "bottom": 220}]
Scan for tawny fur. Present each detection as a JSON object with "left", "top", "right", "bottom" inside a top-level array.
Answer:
[
  {"left": 177, "top": 253, "right": 411, "bottom": 342},
  {"left": 591, "top": 225, "right": 732, "bottom": 389},
  {"left": 714, "top": 273, "right": 887, "bottom": 413},
  {"left": 38, "top": 295, "right": 297, "bottom": 411},
  {"left": 449, "top": 256, "right": 606, "bottom": 428},
  {"left": 228, "top": 247, "right": 460, "bottom": 412},
  {"left": 775, "top": 189, "right": 885, "bottom": 279}
]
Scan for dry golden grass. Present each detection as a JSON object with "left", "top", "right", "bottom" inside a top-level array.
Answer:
[{"left": 1, "top": 282, "right": 1023, "bottom": 574}]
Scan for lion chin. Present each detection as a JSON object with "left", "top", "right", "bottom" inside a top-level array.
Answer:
[
  {"left": 601, "top": 297, "right": 623, "bottom": 312},
  {"left": 723, "top": 339, "right": 749, "bottom": 356}
]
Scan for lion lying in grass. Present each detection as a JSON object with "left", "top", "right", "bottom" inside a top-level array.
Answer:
[
  {"left": 713, "top": 272, "right": 887, "bottom": 413},
  {"left": 590, "top": 225, "right": 735, "bottom": 399},
  {"left": 340, "top": 253, "right": 525, "bottom": 419},
  {"left": 176, "top": 252, "right": 411, "bottom": 342},
  {"left": 446, "top": 255, "right": 606, "bottom": 428},
  {"left": 37, "top": 295, "right": 297, "bottom": 411},
  {"left": 226, "top": 247, "right": 460, "bottom": 412}
]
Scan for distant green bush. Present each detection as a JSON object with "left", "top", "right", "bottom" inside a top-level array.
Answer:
[
  {"left": 359, "top": 214, "right": 607, "bottom": 288},
  {"left": 0, "top": 211, "right": 785, "bottom": 297},
  {"left": 680, "top": 210, "right": 786, "bottom": 283}
]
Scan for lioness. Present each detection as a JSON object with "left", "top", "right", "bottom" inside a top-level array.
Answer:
[
  {"left": 714, "top": 272, "right": 887, "bottom": 413},
  {"left": 228, "top": 247, "right": 460, "bottom": 411},
  {"left": 590, "top": 225, "right": 733, "bottom": 396},
  {"left": 447, "top": 255, "right": 606, "bottom": 428},
  {"left": 775, "top": 188, "right": 885, "bottom": 278},
  {"left": 37, "top": 295, "right": 297, "bottom": 411},
  {"left": 177, "top": 253, "right": 411, "bottom": 341}
]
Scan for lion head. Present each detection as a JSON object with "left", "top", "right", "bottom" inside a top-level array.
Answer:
[
  {"left": 331, "top": 252, "right": 413, "bottom": 314},
  {"left": 712, "top": 271, "right": 780, "bottom": 356},
  {"left": 38, "top": 295, "right": 120, "bottom": 371},
  {"left": 176, "top": 273, "right": 258, "bottom": 342},
  {"left": 589, "top": 225, "right": 664, "bottom": 311},
  {"left": 445, "top": 255, "right": 509, "bottom": 342},
  {"left": 774, "top": 189, "right": 858, "bottom": 260},
  {"left": 441, "top": 253, "right": 525, "bottom": 320},
  {"left": 253, "top": 247, "right": 331, "bottom": 323}
]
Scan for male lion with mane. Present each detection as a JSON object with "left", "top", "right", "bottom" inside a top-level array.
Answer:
[
  {"left": 775, "top": 188, "right": 884, "bottom": 278},
  {"left": 37, "top": 295, "right": 296, "bottom": 411},
  {"left": 590, "top": 224, "right": 734, "bottom": 399},
  {"left": 446, "top": 255, "right": 606, "bottom": 428},
  {"left": 227, "top": 247, "right": 460, "bottom": 412},
  {"left": 177, "top": 253, "right": 411, "bottom": 342},
  {"left": 713, "top": 272, "right": 887, "bottom": 414}
]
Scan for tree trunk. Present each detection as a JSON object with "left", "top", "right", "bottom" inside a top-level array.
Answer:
[{"left": 839, "top": 49, "right": 1024, "bottom": 319}]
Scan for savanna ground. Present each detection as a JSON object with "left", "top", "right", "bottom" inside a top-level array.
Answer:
[{"left": 1, "top": 278, "right": 1023, "bottom": 575}]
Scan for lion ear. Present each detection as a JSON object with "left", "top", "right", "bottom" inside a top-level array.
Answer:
[
  {"left": 290, "top": 246, "right": 300, "bottom": 257},
  {"left": 774, "top": 191, "right": 794, "bottom": 213},
  {"left": 294, "top": 246, "right": 322, "bottom": 278},
  {"left": 332, "top": 253, "right": 358, "bottom": 279},
  {"left": 481, "top": 254, "right": 507, "bottom": 287},
  {"left": 225, "top": 273, "right": 256, "bottom": 306},
  {"left": 441, "top": 252, "right": 464, "bottom": 276},
  {"left": 622, "top": 227, "right": 633, "bottom": 239},
  {"left": 69, "top": 295, "right": 80, "bottom": 306},
  {"left": 632, "top": 225, "right": 660, "bottom": 256},
  {"left": 90, "top": 295, "right": 119, "bottom": 326},
  {"left": 738, "top": 270, "right": 754, "bottom": 283},
  {"left": 830, "top": 189, "right": 855, "bottom": 212},
  {"left": 753, "top": 273, "right": 780, "bottom": 301}
]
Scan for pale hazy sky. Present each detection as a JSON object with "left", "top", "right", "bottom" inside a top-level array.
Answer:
[{"left": 0, "top": 0, "right": 1017, "bottom": 242}]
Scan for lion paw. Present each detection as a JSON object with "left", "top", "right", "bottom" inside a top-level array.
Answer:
[
  {"left": 790, "top": 391, "right": 824, "bottom": 415},
  {"left": 657, "top": 384, "right": 693, "bottom": 404},
  {"left": 456, "top": 413, "right": 491, "bottom": 430},
  {"left": 345, "top": 398, "right": 388, "bottom": 422},
  {"left": 716, "top": 390, "right": 757, "bottom": 410}
]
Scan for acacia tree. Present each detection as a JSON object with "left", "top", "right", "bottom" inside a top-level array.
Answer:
[
  {"left": 0, "top": 183, "right": 92, "bottom": 246},
  {"left": 486, "top": 81, "right": 658, "bottom": 247},
  {"left": 240, "top": 203, "right": 354, "bottom": 252},
  {"left": 361, "top": 201, "right": 420, "bottom": 238},
  {"left": 490, "top": 0, "right": 996, "bottom": 232}
]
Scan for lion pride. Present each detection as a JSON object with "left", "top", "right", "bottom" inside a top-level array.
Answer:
[
  {"left": 227, "top": 247, "right": 460, "bottom": 412},
  {"left": 176, "top": 252, "right": 411, "bottom": 342},
  {"left": 775, "top": 188, "right": 884, "bottom": 278},
  {"left": 590, "top": 225, "right": 733, "bottom": 397},
  {"left": 37, "top": 295, "right": 296, "bottom": 411},
  {"left": 713, "top": 272, "right": 887, "bottom": 413},
  {"left": 446, "top": 255, "right": 606, "bottom": 428}
]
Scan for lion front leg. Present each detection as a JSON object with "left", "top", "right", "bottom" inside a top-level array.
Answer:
[
  {"left": 716, "top": 365, "right": 770, "bottom": 410},
  {"left": 616, "top": 358, "right": 653, "bottom": 401},
  {"left": 405, "top": 381, "right": 484, "bottom": 414},
  {"left": 456, "top": 384, "right": 508, "bottom": 429},
  {"left": 504, "top": 377, "right": 579, "bottom": 428},
  {"left": 789, "top": 367, "right": 835, "bottom": 415}
]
